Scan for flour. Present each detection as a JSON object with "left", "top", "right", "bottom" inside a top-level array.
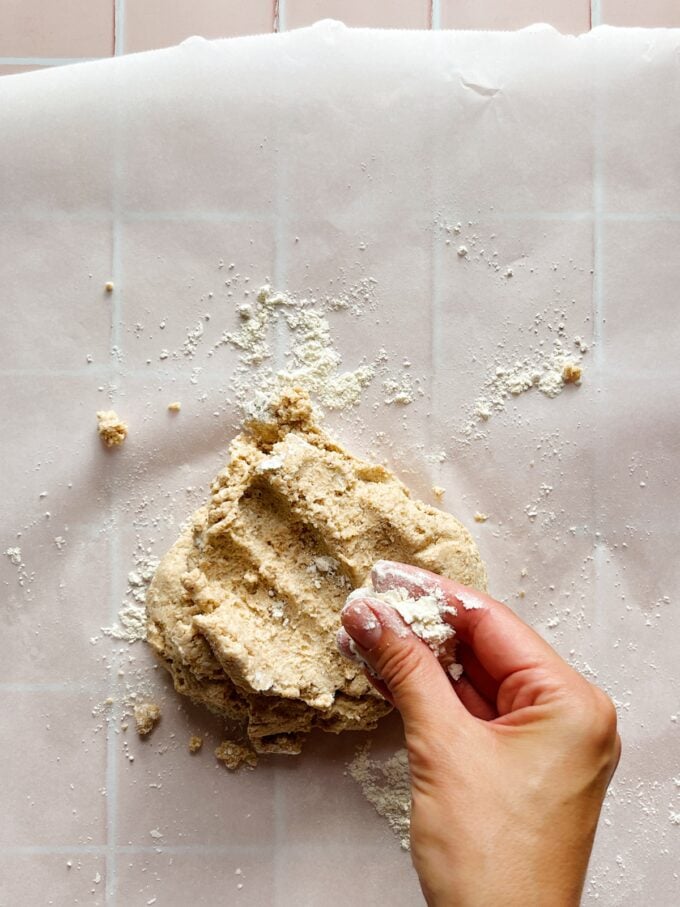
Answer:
[
  {"left": 467, "top": 340, "right": 584, "bottom": 432},
  {"left": 102, "top": 551, "right": 159, "bottom": 643},
  {"left": 346, "top": 583, "right": 457, "bottom": 657},
  {"left": 222, "top": 284, "right": 376, "bottom": 411},
  {"left": 5, "top": 546, "right": 22, "bottom": 566},
  {"left": 348, "top": 745, "right": 412, "bottom": 850}
]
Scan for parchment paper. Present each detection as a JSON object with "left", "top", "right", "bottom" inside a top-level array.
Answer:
[{"left": 1, "top": 21, "right": 679, "bottom": 906}]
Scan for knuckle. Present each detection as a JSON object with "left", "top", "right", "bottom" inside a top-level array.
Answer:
[
  {"left": 577, "top": 688, "right": 620, "bottom": 762},
  {"left": 376, "top": 640, "right": 423, "bottom": 694}
]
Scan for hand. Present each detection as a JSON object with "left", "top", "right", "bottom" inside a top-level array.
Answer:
[{"left": 337, "top": 561, "right": 621, "bottom": 907}]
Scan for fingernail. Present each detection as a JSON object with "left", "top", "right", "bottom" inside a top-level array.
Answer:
[{"left": 341, "top": 600, "right": 383, "bottom": 650}]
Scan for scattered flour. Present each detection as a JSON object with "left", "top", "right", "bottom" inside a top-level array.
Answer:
[
  {"left": 5, "top": 546, "right": 22, "bottom": 566},
  {"left": 223, "top": 285, "right": 375, "bottom": 411},
  {"left": 102, "top": 551, "right": 159, "bottom": 642},
  {"left": 348, "top": 745, "right": 412, "bottom": 850},
  {"left": 466, "top": 341, "right": 584, "bottom": 433}
]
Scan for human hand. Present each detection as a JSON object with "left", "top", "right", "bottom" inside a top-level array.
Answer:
[{"left": 337, "top": 561, "right": 621, "bottom": 907}]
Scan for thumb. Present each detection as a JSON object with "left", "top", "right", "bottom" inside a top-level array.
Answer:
[{"left": 339, "top": 596, "right": 466, "bottom": 737}]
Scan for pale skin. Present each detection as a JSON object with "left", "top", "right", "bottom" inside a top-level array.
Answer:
[{"left": 337, "top": 561, "right": 621, "bottom": 907}]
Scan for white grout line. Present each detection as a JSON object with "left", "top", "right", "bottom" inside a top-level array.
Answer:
[
  {"left": 591, "top": 0, "right": 602, "bottom": 27},
  {"left": 104, "top": 77, "right": 127, "bottom": 904},
  {"left": 114, "top": 0, "right": 126, "bottom": 55},
  {"left": 105, "top": 530, "right": 121, "bottom": 906},
  {"left": 0, "top": 56, "right": 95, "bottom": 66},
  {"left": 431, "top": 0, "right": 442, "bottom": 30},
  {"left": 0, "top": 682, "right": 99, "bottom": 693},
  {"left": 278, "top": 0, "right": 287, "bottom": 32},
  {"left": 1, "top": 845, "right": 107, "bottom": 856}
]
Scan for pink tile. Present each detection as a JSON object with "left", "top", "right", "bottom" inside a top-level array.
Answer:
[
  {"left": 279, "top": 839, "right": 422, "bottom": 906},
  {"left": 124, "top": 0, "right": 273, "bottom": 53},
  {"left": 116, "top": 852, "right": 275, "bottom": 906},
  {"left": 600, "top": 221, "right": 680, "bottom": 372},
  {"left": 1, "top": 491, "right": 116, "bottom": 685},
  {"left": 117, "top": 219, "right": 275, "bottom": 370},
  {"left": 285, "top": 0, "right": 430, "bottom": 30},
  {"left": 0, "top": 220, "right": 113, "bottom": 371},
  {"left": 115, "top": 684, "right": 277, "bottom": 848},
  {"left": 601, "top": 0, "right": 680, "bottom": 27},
  {"left": 0, "top": 0, "right": 113, "bottom": 58},
  {"left": 601, "top": 48, "right": 680, "bottom": 213},
  {"left": 277, "top": 716, "right": 406, "bottom": 848},
  {"left": 0, "top": 853, "right": 106, "bottom": 905},
  {"left": 0, "top": 64, "right": 46, "bottom": 77},
  {"left": 441, "top": 0, "right": 591, "bottom": 34},
  {"left": 0, "top": 69, "right": 116, "bottom": 215},
  {"left": 0, "top": 691, "right": 107, "bottom": 846}
]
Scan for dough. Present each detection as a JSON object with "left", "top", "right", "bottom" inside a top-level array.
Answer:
[
  {"left": 96, "top": 410, "right": 128, "bottom": 447},
  {"left": 146, "top": 388, "right": 487, "bottom": 755}
]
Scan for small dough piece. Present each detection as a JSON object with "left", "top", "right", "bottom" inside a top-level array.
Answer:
[
  {"left": 562, "top": 363, "right": 582, "bottom": 384},
  {"left": 97, "top": 410, "right": 128, "bottom": 447},
  {"left": 134, "top": 701, "right": 161, "bottom": 736},
  {"left": 168, "top": 402, "right": 181, "bottom": 413},
  {"left": 188, "top": 735, "right": 203, "bottom": 753},
  {"left": 146, "top": 387, "right": 487, "bottom": 755},
  {"left": 215, "top": 740, "right": 258, "bottom": 770}
]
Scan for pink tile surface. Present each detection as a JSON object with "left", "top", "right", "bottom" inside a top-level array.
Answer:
[
  {"left": 0, "top": 691, "right": 107, "bottom": 846},
  {"left": 285, "top": 0, "right": 431, "bottom": 30},
  {"left": 0, "top": 220, "right": 113, "bottom": 370},
  {"left": 601, "top": 221, "right": 680, "bottom": 373},
  {"left": 441, "top": 0, "right": 591, "bottom": 33},
  {"left": 0, "top": 0, "right": 113, "bottom": 58},
  {"left": 124, "top": 0, "right": 273, "bottom": 54},
  {"left": 0, "top": 64, "right": 46, "bottom": 76},
  {"left": 601, "top": 0, "right": 680, "bottom": 27},
  {"left": 115, "top": 692, "right": 277, "bottom": 848},
  {"left": 116, "top": 851, "right": 276, "bottom": 906},
  {"left": 0, "top": 853, "right": 106, "bottom": 906},
  {"left": 117, "top": 219, "right": 275, "bottom": 369}
]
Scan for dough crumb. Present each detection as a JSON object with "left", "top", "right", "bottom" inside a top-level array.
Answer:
[
  {"left": 167, "top": 401, "right": 182, "bottom": 413},
  {"left": 432, "top": 485, "right": 445, "bottom": 498},
  {"left": 134, "top": 701, "right": 161, "bottom": 736},
  {"left": 188, "top": 735, "right": 203, "bottom": 753},
  {"left": 105, "top": 281, "right": 114, "bottom": 293},
  {"left": 96, "top": 410, "right": 128, "bottom": 447},
  {"left": 215, "top": 741, "right": 258, "bottom": 771},
  {"left": 562, "top": 362, "right": 582, "bottom": 384},
  {"left": 474, "top": 512, "right": 488, "bottom": 523}
]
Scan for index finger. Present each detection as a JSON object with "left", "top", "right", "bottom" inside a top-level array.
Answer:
[{"left": 370, "top": 560, "right": 568, "bottom": 686}]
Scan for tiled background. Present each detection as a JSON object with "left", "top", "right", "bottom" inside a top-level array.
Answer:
[{"left": 1, "top": 0, "right": 680, "bottom": 78}]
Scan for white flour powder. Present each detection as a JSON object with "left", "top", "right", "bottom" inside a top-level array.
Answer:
[
  {"left": 348, "top": 745, "right": 412, "bottom": 850},
  {"left": 223, "top": 285, "right": 376, "bottom": 411}
]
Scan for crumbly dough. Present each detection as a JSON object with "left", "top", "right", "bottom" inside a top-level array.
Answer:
[
  {"left": 96, "top": 410, "right": 128, "bottom": 447},
  {"left": 133, "top": 701, "right": 161, "bottom": 735},
  {"left": 146, "top": 388, "right": 487, "bottom": 755},
  {"left": 188, "top": 735, "right": 203, "bottom": 753},
  {"left": 215, "top": 741, "right": 258, "bottom": 770}
]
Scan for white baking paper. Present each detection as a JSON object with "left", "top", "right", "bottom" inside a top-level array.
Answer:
[{"left": 1, "top": 21, "right": 679, "bottom": 906}]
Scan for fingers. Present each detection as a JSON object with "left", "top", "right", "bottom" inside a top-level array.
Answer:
[
  {"left": 339, "top": 596, "right": 469, "bottom": 737},
  {"left": 456, "top": 643, "right": 500, "bottom": 704},
  {"left": 453, "top": 676, "right": 498, "bottom": 721},
  {"left": 371, "top": 561, "right": 571, "bottom": 688}
]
